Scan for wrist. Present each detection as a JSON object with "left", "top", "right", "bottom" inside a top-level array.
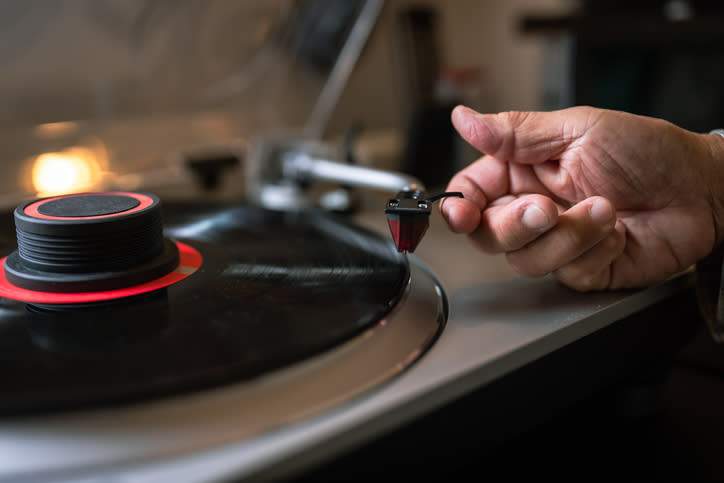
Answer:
[{"left": 706, "top": 129, "right": 724, "bottom": 255}]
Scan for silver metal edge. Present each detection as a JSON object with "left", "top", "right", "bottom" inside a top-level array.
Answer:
[{"left": 0, "top": 256, "right": 447, "bottom": 482}]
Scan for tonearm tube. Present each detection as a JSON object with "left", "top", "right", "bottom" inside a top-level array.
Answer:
[{"left": 245, "top": 136, "right": 461, "bottom": 252}]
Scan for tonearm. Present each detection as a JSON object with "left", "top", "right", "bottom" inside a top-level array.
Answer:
[{"left": 245, "top": 136, "right": 461, "bottom": 253}]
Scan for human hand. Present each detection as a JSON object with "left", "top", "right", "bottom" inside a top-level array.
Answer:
[{"left": 440, "top": 105, "right": 724, "bottom": 291}]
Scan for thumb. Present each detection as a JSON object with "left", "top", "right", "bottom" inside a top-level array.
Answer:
[{"left": 451, "top": 105, "right": 592, "bottom": 165}]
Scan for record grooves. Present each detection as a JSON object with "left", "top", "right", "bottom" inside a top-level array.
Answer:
[{"left": 0, "top": 200, "right": 414, "bottom": 416}]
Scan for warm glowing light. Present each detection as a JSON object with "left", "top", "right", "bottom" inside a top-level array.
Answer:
[
  {"left": 33, "top": 121, "right": 79, "bottom": 139},
  {"left": 31, "top": 147, "right": 102, "bottom": 197}
]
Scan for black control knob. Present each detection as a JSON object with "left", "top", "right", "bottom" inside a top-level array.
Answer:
[{"left": 4, "top": 192, "right": 179, "bottom": 293}]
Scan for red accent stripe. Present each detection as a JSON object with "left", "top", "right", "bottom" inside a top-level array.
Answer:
[
  {"left": 24, "top": 192, "right": 155, "bottom": 220},
  {"left": 0, "top": 241, "right": 202, "bottom": 304}
]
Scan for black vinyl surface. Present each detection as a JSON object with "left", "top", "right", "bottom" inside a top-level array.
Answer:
[
  {"left": 0, "top": 202, "right": 409, "bottom": 415},
  {"left": 37, "top": 194, "right": 140, "bottom": 217}
]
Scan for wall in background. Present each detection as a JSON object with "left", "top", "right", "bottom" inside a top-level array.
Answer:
[
  {"left": 0, "top": 0, "right": 575, "bottom": 134},
  {"left": 327, "top": 0, "right": 576, "bottom": 137}
]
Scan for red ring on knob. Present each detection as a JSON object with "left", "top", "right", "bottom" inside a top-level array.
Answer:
[{"left": 0, "top": 241, "right": 202, "bottom": 304}]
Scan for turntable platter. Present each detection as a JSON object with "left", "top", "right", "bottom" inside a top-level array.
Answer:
[{"left": 0, "top": 201, "right": 439, "bottom": 416}]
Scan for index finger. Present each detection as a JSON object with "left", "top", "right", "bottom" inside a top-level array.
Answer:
[
  {"left": 439, "top": 151, "right": 556, "bottom": 233},
  {"left": 439, "top": 154, "right": 508, "bottom": 233}
]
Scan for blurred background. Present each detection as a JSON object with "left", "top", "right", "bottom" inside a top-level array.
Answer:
[{"left": 1, "top": 0, "right": 723, "bottom": 205}]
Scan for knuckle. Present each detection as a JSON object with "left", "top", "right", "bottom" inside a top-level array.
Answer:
[
  {"left": 493, "top": 111, "right": 528, "bottom": 157},
  {"left": 457, "top": 173, "right": 488, "bottom": 208},
  {"left": 556, "top": 266, "right": 609, "bottom": 292},
  {"left": 506, "top": 251, "right": 549, "bottom": 278},
  {"left": 573, "top": 273, "right": 600, "bottom": 292},
  {"left": 549, "top": 166, "right": 575, "bottom": 195},
  {"left": 605, "top": 231, "right": 624, "bottom": 253},
  {"left": 495, "top": 221, "right": 529, "bottom": 252},
  {"left": 559, "top": 226, "right": 588, "bottom": 251},
  {"left": 497, "top": 110, "right": 529, "bottom": 129}
]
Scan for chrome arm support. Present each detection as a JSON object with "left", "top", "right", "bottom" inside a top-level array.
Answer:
[
  {"left": 284, "top": 152, "right": 425, "bottom": 193},
  {"left": 246, "top": 136, "right": 425, "bottom": 211}
]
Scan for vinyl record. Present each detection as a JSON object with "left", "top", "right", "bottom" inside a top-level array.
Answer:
[{"left": 0, "top": 201, "right": 411, "bottom": 415}]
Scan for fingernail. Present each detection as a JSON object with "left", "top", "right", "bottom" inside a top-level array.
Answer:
[
  {"left": 439, "top": 196, "right": 449, "bottom": 215},
  {"left": 522, "top": 204, "right": 550, "bottom": 230},
  {"left": 453, "top": 105, "right": 482, "bottom": 120},
  {"left": 590, "top": 198, "right": 614, "bottom": 224}
]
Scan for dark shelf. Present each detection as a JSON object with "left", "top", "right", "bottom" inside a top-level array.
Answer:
[{"left": 519, "top": 13, "right": 724, "bottom": 45}]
